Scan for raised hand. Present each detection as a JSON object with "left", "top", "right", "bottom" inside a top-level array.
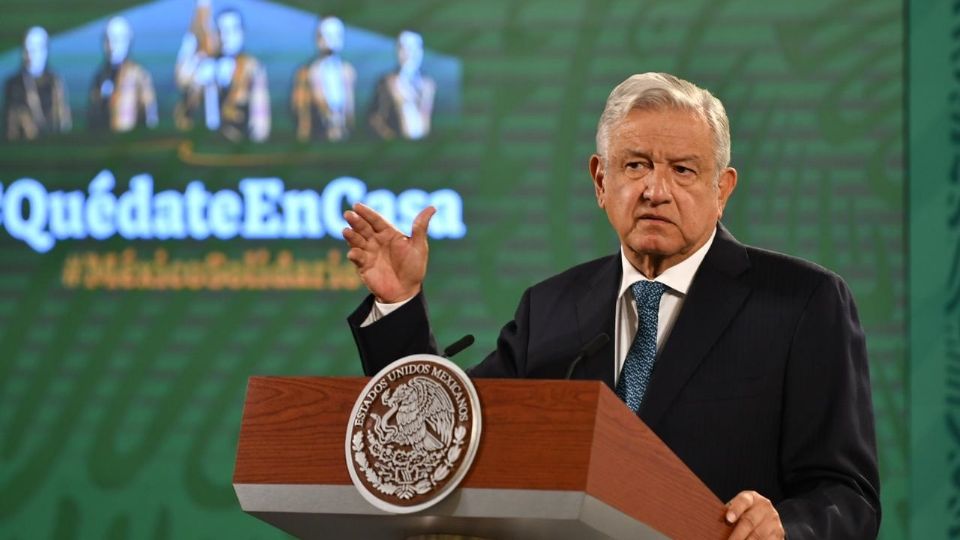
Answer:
[{"left": 343, "top": 202, "right": 436, "bottom": 303}]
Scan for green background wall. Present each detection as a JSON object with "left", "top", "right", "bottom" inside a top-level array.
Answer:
[
  {"left": 908, "top": 0, "right": 957, "bottom": 538},
  {"left": 0, "top": 0, "right": 908, "bottom": 538}
]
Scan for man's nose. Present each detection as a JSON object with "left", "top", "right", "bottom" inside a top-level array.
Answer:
[{"left": 641, "top": 166, "right": 671, "bottom": 203}]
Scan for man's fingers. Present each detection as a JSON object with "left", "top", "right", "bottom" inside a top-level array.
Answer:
[
  {"left": 724, "top": 491, "right": 783, "bottom": 540},
  {"left": 727, "top": 518, "right": 754, "bottom": 540},
  {"left": 725, "top": 491, "right": 756, "bottom": 524},
  {"left": 352, "top": 203, "right": 392, "bottom": 233},
  {"left": 347, "top": 203, "right": 434, "bottom": 243},
  {"left": 346, "top": 247, "right": 366, "bottom": 268},
  {"left": 753, "top": 518, "right": 785, "bottom": 539},
  {"left": 731, "top": 504, "right": 765, "bottom": 540},
  {"left": 343, "top": 209, "right": 374, "bottom": 238},
  {"left": 728, "top": 513, "right": 782, "bottom": 540},
  {"left": 411, "top": 206, "right": 437, "bottom": 244},
  {"left": 343, "top": 227, "right": 367, "bottom": 249}
]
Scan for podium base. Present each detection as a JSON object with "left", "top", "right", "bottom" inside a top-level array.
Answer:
[{"left": 236, "top": 484, "right": 669, "bottom": 540}]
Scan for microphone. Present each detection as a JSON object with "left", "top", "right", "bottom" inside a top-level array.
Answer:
[
  {"left": 443, "top": 334, "right": 475, "bottom": 359},
  {"left": 564, "top": 333, "right": 609, "bottom": 380}
]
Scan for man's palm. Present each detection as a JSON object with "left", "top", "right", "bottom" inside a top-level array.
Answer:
[{"left": 343, "top": 203, "right": 436, "bottom": 303}]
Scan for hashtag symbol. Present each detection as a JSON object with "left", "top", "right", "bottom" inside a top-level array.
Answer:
[{"left": 62, "top": 254, "right": 83, "bottom": 288}]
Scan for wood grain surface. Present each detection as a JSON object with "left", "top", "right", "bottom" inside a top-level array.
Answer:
[{"left": 233, "top": 376, "right": 731, "bottom": 539}]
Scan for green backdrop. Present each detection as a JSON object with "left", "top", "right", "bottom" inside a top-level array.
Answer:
[
  {"left": 908, "top": 0, "right": 959, "bottom": 538},
  {"left": 0, "top": 0, "right": 908, "bottom": 538}
]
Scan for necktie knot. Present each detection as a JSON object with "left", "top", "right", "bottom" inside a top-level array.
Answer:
[{"left": 631, "top": 280, "right": 667, "bottom": 311}]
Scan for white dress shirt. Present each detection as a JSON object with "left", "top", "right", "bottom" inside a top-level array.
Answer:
[
  {"left": 613, "top": 229, "right": 715, "bottom": 384},
  {"left": 361, "top": 293, "right": 409, "bottom": 326}
]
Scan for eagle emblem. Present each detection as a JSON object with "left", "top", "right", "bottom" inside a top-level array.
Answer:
[
  {"left": 346, "top": 355, "right": 482, "bottom": 514},
  {"left": 371, "top": 376, "right": 455, "bottom": 452}
]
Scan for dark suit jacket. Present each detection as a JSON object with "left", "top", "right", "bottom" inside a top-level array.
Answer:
[{"left": 348, "top": 224, "right": 881, "bottom": 539}]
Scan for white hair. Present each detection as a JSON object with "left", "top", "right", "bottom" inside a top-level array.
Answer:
[{"left": 595, "top": 72, "right": 731, "bottom": 171}]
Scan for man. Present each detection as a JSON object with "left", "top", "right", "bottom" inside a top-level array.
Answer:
[
  {"left": 178, "top": 8, "right": 270, "bottom": 142},
  {"left": 290, "top": 15, "right": 356, "bottom": 142},
  {"left": 173, "top": 0, "right": 218, "bottom": 130},
  {"left": 343, "top": 73, "right": 880, "bottom": 539},
  {"left": 369, "top": 30, "right": 435, "bottom": 140},
  {"left": 3, "top": 26, "right": 71, "bottom": 141},
  {"left": 88, "top": 16, "right": 159, "bottom": 133}
]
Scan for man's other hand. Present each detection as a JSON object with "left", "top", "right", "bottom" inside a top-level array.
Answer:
[
  {"left": 725, "top": 490, "right": 785, "bottom": 540},
  {"left": 343, "top": 203, "right": 435, "bottom": 303}
]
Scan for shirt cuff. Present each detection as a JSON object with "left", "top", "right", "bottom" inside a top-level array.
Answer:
[{"left": 360, "top": 295, "right": 416, "bottom": 327}]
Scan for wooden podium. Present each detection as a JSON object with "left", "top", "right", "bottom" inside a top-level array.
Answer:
[{"left": 234, "top": 377, "right": 732, "bottom": 539}]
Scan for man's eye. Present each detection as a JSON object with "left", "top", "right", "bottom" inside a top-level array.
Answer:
[
  {"left": 674, "top": 165, "right": 694, "bottom": 175},
  {"left": 626, "top": 162, "right": 646, "bottom": 170}
]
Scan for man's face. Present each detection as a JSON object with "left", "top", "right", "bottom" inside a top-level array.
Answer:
[
  {"left": 397, "top": 31, "right": 423, "bottom": 73},
  {"left": 317, "top": 17, "right": 344, "bottom": 54},
  {"left": 23, "top": 27, "right": 48, "bottom": 75},
  {"left": 218, "top": 12, "right": 244, "bottom": 56},
  {"left": 590, "top": 107, "right": 737, "bottom": 275},
  {"left": 104, "top": 17, "right": 132, "bottom": 65}
]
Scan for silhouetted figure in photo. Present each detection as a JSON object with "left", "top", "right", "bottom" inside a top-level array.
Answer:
[
  {"left": 88, "top": 16, "right": 159, "bottom": 132},
  {"left": 291, "top": 16, "right": 356, "bottom": 142},
  {"left": 199, "top": 8, "right": 270, "bottom": 141},
  {"left": 174, "top": 0, "right": 219, "bottom": 130},
  {"left": 3, "top": 26, "right": 71, "bottom": 141},
  {"left": 369, "top": 30, "right": 435, "bottom": 140}
]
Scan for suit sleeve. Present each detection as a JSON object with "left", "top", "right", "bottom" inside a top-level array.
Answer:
[
  {"left": 776, "top": 274, "right": 881, "bottom": 539},
  {"left": 347, "top": 291, "right": 440, "bottom": 375},
  {"left": 347, "top": 289, "right": 533, "bottom": 378}
]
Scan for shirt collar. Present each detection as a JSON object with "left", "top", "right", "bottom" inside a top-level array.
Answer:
[{"left": 618, "top": 227, "right": 717, "bottom": 299}]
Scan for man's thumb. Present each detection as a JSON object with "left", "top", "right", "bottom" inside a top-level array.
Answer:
[{"left": 411, "top": 206, "right": 437, "bottom": 244}]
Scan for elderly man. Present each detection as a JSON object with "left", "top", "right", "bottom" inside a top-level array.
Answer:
[
  {"left": 173, "top": 0, "right": 218, "bottom": 130},
  {"left": 176, "top": 7, "right": 270, "bottom": 142},
  {"left": 3, "top": 26, "right": 71, "bottom": 141},
  {"left": 290, "top": 15, "right": 356, "bottom": 142},
  {"left": 343, "top": 72, "right": 880, "bottom": 539},
  {"left": 368, "top": 30, "right": 435, "bottom": 140},
  {"left": 88, "top": 16, "right": 159, "bottom": 132}
]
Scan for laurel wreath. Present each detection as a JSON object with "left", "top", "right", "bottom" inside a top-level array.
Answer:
[{"left": 352, "top": 425, "right": 468, "bottom": 500}]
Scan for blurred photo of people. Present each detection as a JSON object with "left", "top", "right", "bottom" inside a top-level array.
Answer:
[
  {"left": 202, "top": 8, "right": 270, "bottom": 141},
  {"left": 290, "top": 16, "right": 356, "bottom": 142},
  {"left": 2, "top": 26, "right": 71, "bottom": 141},
  {"left": 174, "top": 0, "right": 219, "bottom": 130},
  {"left": 88, "top": 16, "right": 159, "bottom": 132},
  {"left": 369, "top": 30, "right": 435, "bottom": 140}
]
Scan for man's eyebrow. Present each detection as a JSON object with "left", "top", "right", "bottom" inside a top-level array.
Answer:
[
  {"left": 620, "top": 150, "right": 704, "bottom": 165},
  {"left": 623, "top": 148, "right": 702, "bottom": 163},
  {"left": 668, "top": 155, "right": 703, "bottom": 164}
]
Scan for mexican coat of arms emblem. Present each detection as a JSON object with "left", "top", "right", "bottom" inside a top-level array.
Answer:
[{"left": 345, "top": 354, "right": 482, "bottom": 513}]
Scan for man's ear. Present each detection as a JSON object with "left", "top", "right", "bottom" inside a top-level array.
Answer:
[
  {"left": 716, "top": 167, "right": 738, "bottom": 219},
  {"left": 589, "top": 154, "right": 605, "bottom": 208}
]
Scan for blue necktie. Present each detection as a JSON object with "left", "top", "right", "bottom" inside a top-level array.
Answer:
[{"left": 616, "top": 281, "right": 667, "bottom": 413}]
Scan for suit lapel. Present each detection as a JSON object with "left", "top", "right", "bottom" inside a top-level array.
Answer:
[
  {"left": 639, "top": 224, "right": 752, "bottom": 429},
  {"left": 574, "top": 254, "right": 620, "bottom": 390}
]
